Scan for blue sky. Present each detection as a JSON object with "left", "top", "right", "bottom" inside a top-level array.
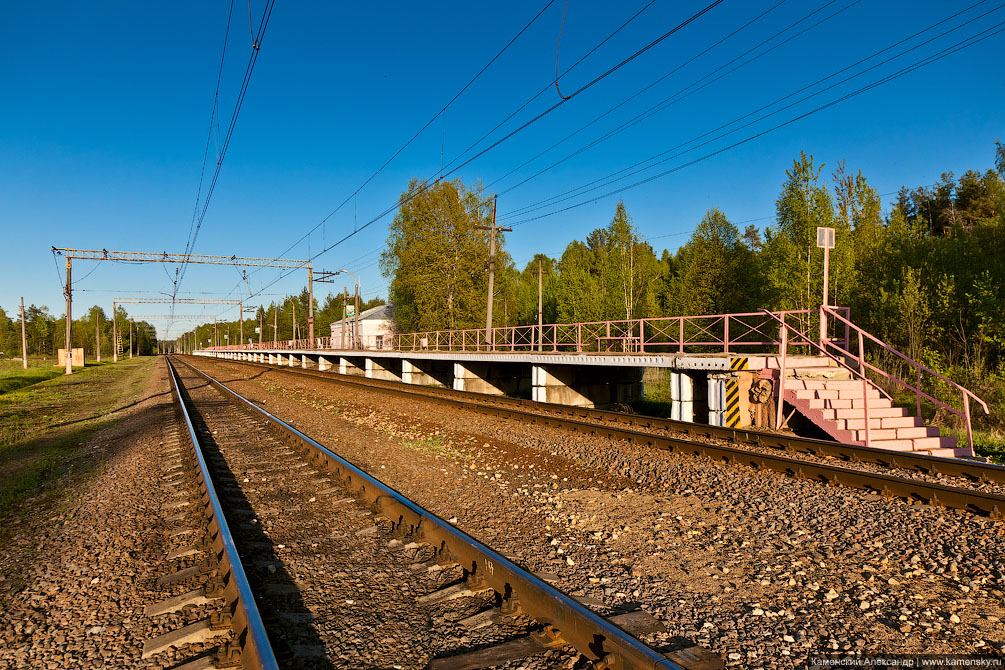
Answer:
[{"left": 1, "top": 1, "right": 1002, "bottom": 339}]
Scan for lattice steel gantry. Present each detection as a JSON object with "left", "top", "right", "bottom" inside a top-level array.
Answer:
[{"left": 52, "top": 247, "right": 315, "bottom": 373}]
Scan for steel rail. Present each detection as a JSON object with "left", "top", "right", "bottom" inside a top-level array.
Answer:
[
  {"left": 196, "top": 356, "right": 1005, "bottom": 519},
  {"left": 200, "top": 355, "right": 1005, "bottom": 486},
  {"left": 167, "top": 359, "right": 279, "bottom": 670},
  {"left": 172, "top": 356, "right": 694, "bottom": 670}
]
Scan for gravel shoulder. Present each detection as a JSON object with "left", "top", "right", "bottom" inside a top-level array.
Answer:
[
  {"left": 0, "top": 358, "right": 211, "bottom": 668},
  {"left": 198, "top": 358, "right": 1005, "bottom": 669}
]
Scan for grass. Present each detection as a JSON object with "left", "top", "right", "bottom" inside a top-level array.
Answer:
[
  {"left": 0, "top": 358, "right": 67, "bottom": 395},
  {"left": 401, "top": 435, "right": 465, "bottom": 458},
  {"left": 0, "top": 357, "right": 157, "bottom": 517}
]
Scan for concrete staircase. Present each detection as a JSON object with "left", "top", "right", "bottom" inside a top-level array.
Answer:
[{"left": 780, "top": 360, "right": 960, "bottom": 458}]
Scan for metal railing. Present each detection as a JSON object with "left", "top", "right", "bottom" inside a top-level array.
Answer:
[
  {"left": 820, "top": 306, "right": 989, "bottom": 456},
  {"left": 762, "top": 307, "right": 989, "bottom": 456},
  {"left": 207, "top": 308, "right": 842, "bottom": 356}
]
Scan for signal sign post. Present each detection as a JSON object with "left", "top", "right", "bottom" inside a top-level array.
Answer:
[{"left": 817, "top": 226, "right": 835, "bottom": 347}]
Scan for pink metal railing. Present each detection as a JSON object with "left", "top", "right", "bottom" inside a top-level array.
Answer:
[
  {"left": 762, "top": 307, "right": 989, "bottom": 456},
  {"left": 821, "top": 306, "right": 988, "bottom": 456},
  {"left": 204, "top": 309, "right": 834, "bottom": 356},
  {"left": 204, "top": 305, "right": 989, "bottom": 455}
]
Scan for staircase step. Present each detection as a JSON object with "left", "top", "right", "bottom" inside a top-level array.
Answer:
[
  {"left": 855, "top": 439, "right": 918, "bottom": 452},
  {"left": 833, "top": 389, "right": 884, "bottom": 400},
  {"left": 854, "top": 429, "right": 900, "bottom": 441},
  {"left": 840, "top": 416, "right": 922, "bottom": 430},
  {"left": 794, "top": 389, "right": 839, "bottom": 400},
  {"left": 818, "top": 380, "right": 883, "bottom": 391},
  {"left": 789, "top": 368, "right": 854, "bottom": 381},
  {"left": 829, "top": 407, "right": 907, "bottom": 419},
  {"left": 808, "top": 397, "right": 892, "bottom": 410},
  {"left": 861, "top": 436, "right": 945, "bottom": 451},
  {"left": 896, "top": 427, "right": 941, "bottom": 439},
  {"left": 769, "top": 357, "right": 841, "bottom": 369},
  {"left": 926, "top": 447, "right": 962, "bottom": 458}
]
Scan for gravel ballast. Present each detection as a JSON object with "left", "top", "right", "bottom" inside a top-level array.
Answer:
[{"left": 195, "top": 358, "right": 1005, "bottom": 669}]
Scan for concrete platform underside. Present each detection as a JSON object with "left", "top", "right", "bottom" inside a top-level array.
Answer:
[{"left": 197, "top": 348, "right": 791, "bottom": 428}]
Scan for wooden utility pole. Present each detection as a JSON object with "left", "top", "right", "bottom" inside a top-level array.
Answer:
[
  {"left": 129, "top": 318, "right": 134, "bottom": 359},
  {"left": 64, "top": 257, "right": 72, "bottom": 374},
  {"left": 112, "top": 302, "right": 118, "bottom": 362},
  {"left": 308, "top": 267, "right": 314, "bottom": 344},
  {"left": 20, "top": 297, "right": 27, "bottom": 370},
  {"left": 476, "top": 194, "right": 510, "bottom": 349},
  {"left": 95, "top": 309, "right": 101, "bottom": 362}
]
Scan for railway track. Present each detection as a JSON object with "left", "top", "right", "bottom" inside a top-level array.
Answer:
[
  {"left": 168, "top": 356, "right": 718, "bottom": 669},
  {"left": 193, "top": 355, "right": 1005, "bottom": 520},
  {"left": 158, "top": 359, "right": 280, "bottom": 668}
]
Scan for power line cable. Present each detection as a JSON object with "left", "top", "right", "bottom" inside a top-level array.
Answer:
[
  {"left": 504, "top": 2, "right": 1000, "bottom": 219},
  {"left": 438, "top": 0, "right": 660, "bottom": 176},
  {"left": 182, "top": 0, "right": 236, "bottom": 282},
  {"left": 174, "top": 0, "right": 276, "bottom": 299},
  {"left": 488, "top": 0, "right": 794, "bottom": 194},
  {"left": 225, "top": 2, "right": 984, "bottom": 307},
  {"left": 505, "top": 20, "right": 1005, "bottom": 226},
  {"left": 496, "top": 0, "right": 857, "bottom": 203},
  {"left": 433, "top": 0, "right": 725, "bottom": 184},
  {"left": 225, "top": 0, "right": 669, "bottom": 300},
  {"left": 268, "top": 0, "right": 558, "bottom": 264}
]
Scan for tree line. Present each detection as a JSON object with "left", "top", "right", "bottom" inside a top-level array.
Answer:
[
  {"left": 0, "top": 304, "right": 158, "bottom": 359},
  {"left": 379, "top": 143, "right": 1004, "bottom": 428},
  {"left": 178, "top": 289, "right": 386, "bottom": 349},
  {"left": 169, "top": 143, "right": 1003, "bottom": 428}
]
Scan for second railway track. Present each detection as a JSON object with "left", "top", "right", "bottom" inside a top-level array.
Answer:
[
  {"left": 191, "top": 354, "right": 1005, "bottom": 520},
  {"left": 176, "top": 354, "right": 1005, "bottom": 666},
  {"left": 168, "top": 357, "right": 715, "bottom": 669}
]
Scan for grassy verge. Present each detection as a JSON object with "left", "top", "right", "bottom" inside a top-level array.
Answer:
[
  {"left": 0, "top": 357, "right": 158, "bottom": 517},
  {"left": 0, "top": 358, "right": 68, "bottom": 394}
]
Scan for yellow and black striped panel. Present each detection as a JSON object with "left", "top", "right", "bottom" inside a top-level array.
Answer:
[
  {"left": 730, "top": 357, "right": 749, "bottom": 371},
  {"left": 724, "top": 379, "right": 741, "bottom": 427}
]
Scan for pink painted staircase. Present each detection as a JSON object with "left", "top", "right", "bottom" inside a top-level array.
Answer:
[{"left": 780, "top": 361, "right": 960, "bottom": 458}]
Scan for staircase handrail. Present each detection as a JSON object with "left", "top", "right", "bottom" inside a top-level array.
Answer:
[
  {"left": 758, "top": 309, "right": 884, "bottom": 393},
  {"left": 761, "top": 308, "right": 888, "bottom": 449},
  {"left": 821, "top": 306, "right": 988, "bottom": 455}
]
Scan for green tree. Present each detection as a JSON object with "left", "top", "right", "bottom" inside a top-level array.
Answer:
[
  {"left": 554, "top": 201, "right": 658, "bottom": 322},
  {"left": 667, "top": 208, "right": 756, "bottom": 316},
  {"left": 513, "top": 255, "right": 558, "bottom": 326},
  {"left": 380, "top": 178, "right": 498, "bottom": 332},
  {"left": 555, "top": 240, "right": 603, "bottom": 322},
  {"left": 763, "top": 151, "right": 845, "bottom": 310}
]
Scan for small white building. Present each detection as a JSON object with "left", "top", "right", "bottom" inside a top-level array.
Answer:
[{"left": 330, "top": 303, "right": 397, "bottom": 350}]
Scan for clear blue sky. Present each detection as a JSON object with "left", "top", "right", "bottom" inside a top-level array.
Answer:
[{"left": 1, "top": 1, "right": 1002, "bottom": 339}]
